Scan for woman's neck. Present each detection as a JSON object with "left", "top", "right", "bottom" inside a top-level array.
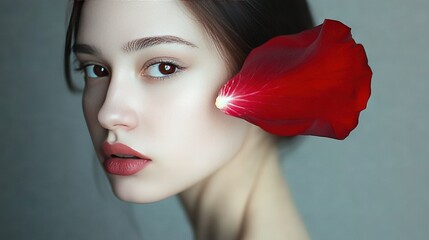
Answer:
[{"left": 179, "top": 127, "right": 309, "bottom": 240}]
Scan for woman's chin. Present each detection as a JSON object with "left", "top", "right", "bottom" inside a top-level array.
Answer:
[
  {"left": 110, "top": 185, "right": 172, "bottom": 203},
  {"left": 106, "top": 177, "right": 177, "bottom": 203}
]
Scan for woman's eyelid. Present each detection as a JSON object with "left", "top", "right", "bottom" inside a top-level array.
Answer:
[
  {"left": 78, "top": 62, "right": 111, "bottom": 79},
  {"left": 140, "top": 58, "right": 187, "bottom": 79},
  {"left": 144, "top": 57, "right": 186, "bottom": 70},
  {"left": 77, "top": 61, "right": 109, "bottom": 71},
  {"left": 77, "top": 57, "right": 187, "bottom": 80}
]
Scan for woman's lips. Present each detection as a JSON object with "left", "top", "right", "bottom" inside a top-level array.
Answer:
[{"left": 101, "top": 142, "right": 151, "bottom": 176}]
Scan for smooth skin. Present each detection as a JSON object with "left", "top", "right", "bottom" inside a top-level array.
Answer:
[{"left": 75, "top": 1, "right": 308, "bottom": 239}]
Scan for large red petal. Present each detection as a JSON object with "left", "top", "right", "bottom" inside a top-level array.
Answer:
[{"left": 216, "top": 19, "right": 372, "bottom": 140}]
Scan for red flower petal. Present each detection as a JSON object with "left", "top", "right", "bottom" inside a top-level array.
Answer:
[{"left": 216, "top": 19, "right": 372, "bottom": 140}]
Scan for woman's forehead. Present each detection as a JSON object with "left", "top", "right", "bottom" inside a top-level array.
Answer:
[{"left": 76, "top": 0, "right": 207, "bottom": 48}]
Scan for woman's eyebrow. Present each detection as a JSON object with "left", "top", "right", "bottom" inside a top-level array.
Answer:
[
  {"left": 73, "top": 35, "right": 198, "bottom": 56},
  {"left": 122, "top": 35, "right": 198, "bottom": 53}
]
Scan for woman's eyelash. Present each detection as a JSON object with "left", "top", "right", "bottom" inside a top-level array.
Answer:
[
  {"left": 143, "top": 59, "right": 186, "bottom": 80},
  {"left": 73, "top": 59, "right": 186, "bottom": 80},
  {"left": 147, "top": 59, "right": 184, "bottom": 70},
  {"left": 74, "top": 62, "right": 93, "bottom": 73}
]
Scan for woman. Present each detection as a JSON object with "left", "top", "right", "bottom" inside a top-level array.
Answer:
[{"left": 64, "top": 0, "right": 370, "bottom": 239}]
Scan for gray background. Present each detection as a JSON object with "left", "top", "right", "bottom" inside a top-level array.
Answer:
[{"left": 1, "top": 0, "right": 428, "bottom": 239}]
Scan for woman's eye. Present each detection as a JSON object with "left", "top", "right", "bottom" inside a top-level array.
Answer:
[
  {"left": 146, "top": 62, "right": 179, "bottom": 79},
  {"left": 83, "top": 64, "right": 109, "bottom": 79}
]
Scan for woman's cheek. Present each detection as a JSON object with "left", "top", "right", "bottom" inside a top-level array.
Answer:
[
  {"left": 158, "top": 86, "right": 248, "bottom": 165},
  {"left": 159, "top": 67, "right": 249, "bottom": 161}
]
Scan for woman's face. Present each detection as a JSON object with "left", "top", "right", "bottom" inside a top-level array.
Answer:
[{"left": 76, "top": 0, "right": 250, "bottom": 202}]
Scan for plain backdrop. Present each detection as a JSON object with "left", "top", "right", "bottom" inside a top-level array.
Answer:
[{"left": 1, "top": 0, "right": 428, "bottom": 239}]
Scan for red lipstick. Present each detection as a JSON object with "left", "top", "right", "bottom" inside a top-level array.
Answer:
[{"left": 101, "top": 142, "right": 151, "bottom": 176}]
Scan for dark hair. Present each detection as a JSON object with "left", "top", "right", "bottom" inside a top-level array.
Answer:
[{"left": 64, "top": 0, "right": 313, "bottom": 91}]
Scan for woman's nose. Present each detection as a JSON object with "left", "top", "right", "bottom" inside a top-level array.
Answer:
[{"left": 97, "top": 78, "right": 139, "bottom": 131}]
